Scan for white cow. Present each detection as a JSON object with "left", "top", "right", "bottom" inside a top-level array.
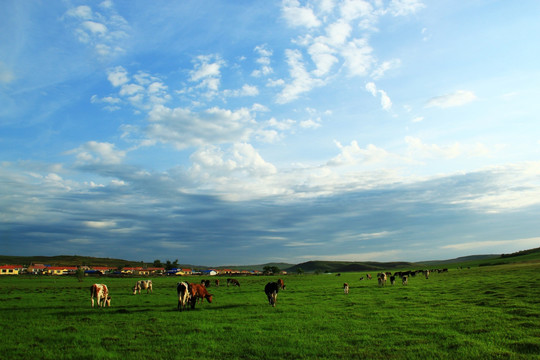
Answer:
[
  {"left": 133, "top": 280, "right": 153, "bottom": 294},
  {"left": 343, "top": 283, "right": 349, "bottom": 294},
  {"left": 177, "top": 282, "right": 190, "bottom": 311},
  {"left": 90, "top": 284, "right": 111, "bottom": 307}
]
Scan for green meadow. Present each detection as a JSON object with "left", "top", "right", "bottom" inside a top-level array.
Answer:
[{"left": 1, "top": 262, "right": 539, "bottom": 359}]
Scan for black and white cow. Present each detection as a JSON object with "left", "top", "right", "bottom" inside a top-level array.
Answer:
[{"left": 177, "top": 282, "right": 190, "bottom": 311}]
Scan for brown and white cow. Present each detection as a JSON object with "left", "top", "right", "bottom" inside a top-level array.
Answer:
[
  {"left": 227, "top": 278, "right": 240, "bottom": 287},
  {"left": 189, "top": 283, "right": 213, "bottom": 309},
  {"left": 265, "top": 282, "right": 280, "bottom": 307},
  {"left": 90, "top": 283, "right": 111, "bottom": 307},
  {"left": 343, "top": 283, "right": 349, "bottom": 294},
  {"left": 133, "top": 280, "right": 153, "bottom": 295},
  {"left": 177, "top": 282, "right": 190, "bottom": 311},
  {"left": 277, "top": 278, "right": 286, "bottom": 290}
]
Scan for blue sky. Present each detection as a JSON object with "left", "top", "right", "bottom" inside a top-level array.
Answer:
[{"left": 1, "top": 0, "right": 539, "bottom": 266}]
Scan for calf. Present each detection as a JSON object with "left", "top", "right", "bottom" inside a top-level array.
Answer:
[
  {"left": 133, "top": 280, "right": 153, "bottom": 295},
  {"left": 90, "top": 283, "right": 111, "bottom": 308},
  {"left": 402, "top": 276, "right": 408, "bottom": 286},
  {"left": 201, "top": 279, "right": 210, "bottom": 288},
  {"left": 343, "top": 283, "right": 349, "bottom": 294},
  {"left": 177, "top": 282, "right": 190, "bottom": 311},
  {"left": 366, "top": 273, "right": 372, "bottom": 280},
  {"left": 227, "top": 278, "right": 240, "bottom": 287},
  {"left": 277, "top": 278, "right": 286, "bottom": 290},
  {"left": 265, "top": 282, "right": 280, "bottom": 307},
  {"left": 189, "top": 283, "right": 213, "bottom": 309},
  {"left": 377, "top": 272, "right": 387, "bottom": 286}
]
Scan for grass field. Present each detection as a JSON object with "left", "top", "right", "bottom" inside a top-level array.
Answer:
[{"left": 1, "top": 262, "right": 539, "bottom": 359}]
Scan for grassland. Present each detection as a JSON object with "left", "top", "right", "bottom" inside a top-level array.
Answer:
[{"left": 1, "top": 261, "right": 539, "bottom": 359}]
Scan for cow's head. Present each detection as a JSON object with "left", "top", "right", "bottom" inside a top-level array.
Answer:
[{"left": 206, "top": 294, "right": 213, "bottom": 303}]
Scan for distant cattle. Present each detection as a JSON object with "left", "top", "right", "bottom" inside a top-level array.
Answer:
[
  {"left": 359, "top": 277, "right": 364, "bottom": 281},
  {"left": 133, "top": 280, "right": 153, "bottom": 295},
  {"left": 366, "top": 273, "right": 372, "bottom": 280},
  {"left": 227, "top": 278, "right": 240, "bottom": 287},
  {"left": 390, "top": 275, "right": 396, "bottom": 285},
  {"left": 265, "top": 282, "right": 280, "bottom": 307},
  {"left": 402, "top": 276, "right": 408, "bottom": 286},
  {"left": 177, "top": 282, "right": 190, "bottom": 311},
  {"left": 201, "top": 279, "right": 211, "bottom": 288},
  {"left": 90, "top": 283, "right": 111, "bottom": 308},
  {"left": 424, "top": 270, "right": 430, "bottom": 279},
  {"left": 215, "top": 279, "right": 220, "bottom": 287},
  {"left": 277, "top": 278, "right": 286, "bottom": 290},
  {"left": 189, "top": 283, "right": 213, "bottom": 309},
  {"left": 343, "top": 283, "right": 349, "bottom": 294}
]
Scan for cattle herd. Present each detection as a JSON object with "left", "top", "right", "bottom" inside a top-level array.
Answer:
[{"left": 90, "top": 269, "right": 448, "bottom": 309}]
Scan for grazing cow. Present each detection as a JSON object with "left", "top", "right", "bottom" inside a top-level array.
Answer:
[
  {"left": 390, "top": 275, "right": 396, "bottom": 285},
  {"left": 201, "top": 279, "right": 210, "bottom": 288},
  {"left": 133, "top": 280, "right": 153, "bottom": 295},
  {"left": 265, "top": 282, "right": 280, "bottom": 307},
  {"left": 366, "top": 273, "right": 372, "bottom": 280},
  {"left": 377, "top": 272, "right": 387, "bottom": 286},
  {"left": 402, "top": 276, "right": 408, "bottom": 286},
  {"left": 177, "top": 282, "right": 190, "bottom": 311},
  {"left": 424, "top": 270, "right": 430, "bottom": 279},
  {"left": 336, "top": 273, "right": 341, "bottom": 277},
  {"left": 189, "top": 283, "right": 213, "bottom": 309},
  {"left": 215, "top": 279, "right": 220, "bottom": 287},
  {"left": 277, "top": 278, "right": 286, "bottom": 290},
  {"left": 90, "top": 283, "right": 111, "bottom": 308},
  {"left": 359, "top": 277, "right": 364, "bottom": 281},
  {"left": 343, "top": 283, "right": 349, "bottom": 294},
  {"left": 227, "top": 278, "right": 240, "bottom": 287}
]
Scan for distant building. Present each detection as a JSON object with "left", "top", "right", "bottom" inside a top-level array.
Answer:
[{"left": 0, "top": 265, "right": 24, "bottom": 275}]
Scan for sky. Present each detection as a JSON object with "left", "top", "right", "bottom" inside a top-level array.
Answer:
[{"left": 1, "top": 1, "right": 540, "bottom": 266}]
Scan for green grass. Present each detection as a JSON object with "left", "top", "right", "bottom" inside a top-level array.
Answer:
[{"left": 1, "top": 262, "right": 540, "bottom": 359}]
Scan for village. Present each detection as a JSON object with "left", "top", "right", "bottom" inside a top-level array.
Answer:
[{"left": 0, "top": 264, "right": 266, "bottom": 276}]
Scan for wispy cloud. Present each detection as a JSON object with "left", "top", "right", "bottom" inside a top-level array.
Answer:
[{"left": 425, "top": 90, "right": 477, "bottom": 108}]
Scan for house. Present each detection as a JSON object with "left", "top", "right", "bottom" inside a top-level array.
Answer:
[
  {"left": 0, "top": 265, "right": 24, "bottom": 275},
  {"left": 43, "top": 266, "right": 78, "bottom": 275},
  {"left": 146, "top": 267, "right": 165, "bottom": 275},
  {"left": 27, "top": 264, "right": 47, "bottom": 274}
]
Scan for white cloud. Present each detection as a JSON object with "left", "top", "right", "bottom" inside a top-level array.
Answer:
[
  {"left": 146, "top": 105, "right": 256, "bottom": 149},
  {"left": 425, "top": 90, "right": 477, "bottom": 108},
  {"left": 405, "top": 136, "right": 491, "bottom": 160},
  {"left": 107, "top": 66, "right": 129, "bottom": 87},
  {"left": 282, "top": 0, "right": 321, "bottom": 28},
  {"left": 371, "top": 59, "right": 401, "bottom": 79},
  {"left": 84, "top": 220, "right": 116, "bottom": 229},
  {"left": 342, "top": 38, "right": 374, "bottom": 76},
  {"left": 224, "top": 84, "right": 259, "bottom": 97},
  {"left": 276, "top": 49, "right": 325, "bottom": 104},
  {"left": 328, "top": 140, "right": 391, "bottom": 166},
  {"left": 366, "top": 82, "right": 392, "bottom": 111},
  {"left": 68, "top": 141, "right": 126, "bottom": 165},
  {"left": 388, "top": 0, "right": 425, "bottom": 17},
  {"left": 441, "top": 237, "right": 540, "bottom": 252}
]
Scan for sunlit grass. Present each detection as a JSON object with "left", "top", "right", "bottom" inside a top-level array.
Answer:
[{"left": 1, "top": 262, "right": 539, "bottom": 359}]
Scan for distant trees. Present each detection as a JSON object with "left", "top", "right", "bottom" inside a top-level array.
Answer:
[
  {"left": 263, "top": 265, "right": 280, "bottom": 275},
  {"left": 164, "top": 259, "right": 179, "bottom": 270},
  {"left": 153, "top": 259, "right": 163, "bottom": 268}
]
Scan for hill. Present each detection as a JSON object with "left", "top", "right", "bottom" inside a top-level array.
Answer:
[{"left": 285, "top": 260, "right": 415, "bottom": 273}]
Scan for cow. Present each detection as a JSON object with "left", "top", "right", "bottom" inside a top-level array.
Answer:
[
  {"left": 90, "top": 283, "right": 111, "bottom": 308},
  {"left": 402, "top": 276, "right": 408, "bottom": 286},
  {"left": 366, "top": 273, "right": 372, "bottom": 280},
  {"left": 265, "top": 282, "right": 280, "bottom": 307},
  {"left": 359, "top": 277, "right": 364, "bottom": 281},
  {"left": 227, "top": 278, "right": 240, "bottom": 287},
  {"left": 201, "top": 279, "right": 211, "bottom": 288},
  {"left": 189, "top": 283, "right": 213, "bottom": 309},
  {"left": 132, "top": 280, "right": 153, "bottom": 295},
  {"left": 424, "top": 270, "right": 430, "bottom": 279},
  {"left": 390, "top": 275, "right": 396, "bottom": 285},
  {"left": 377, "top": 272, "right": 387, "bottom": 286},
  {"left": 277, "top": 278, "right": 286, "bottom": 290},
  {"left": 177, "top": 282, "right": 190, "bottom": 311},
  {"left": 343, "top": 283, "right": 349, "bottom": 294},
  {"left": 215, "top": 279, "right": 220, "bottom": 287}
]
